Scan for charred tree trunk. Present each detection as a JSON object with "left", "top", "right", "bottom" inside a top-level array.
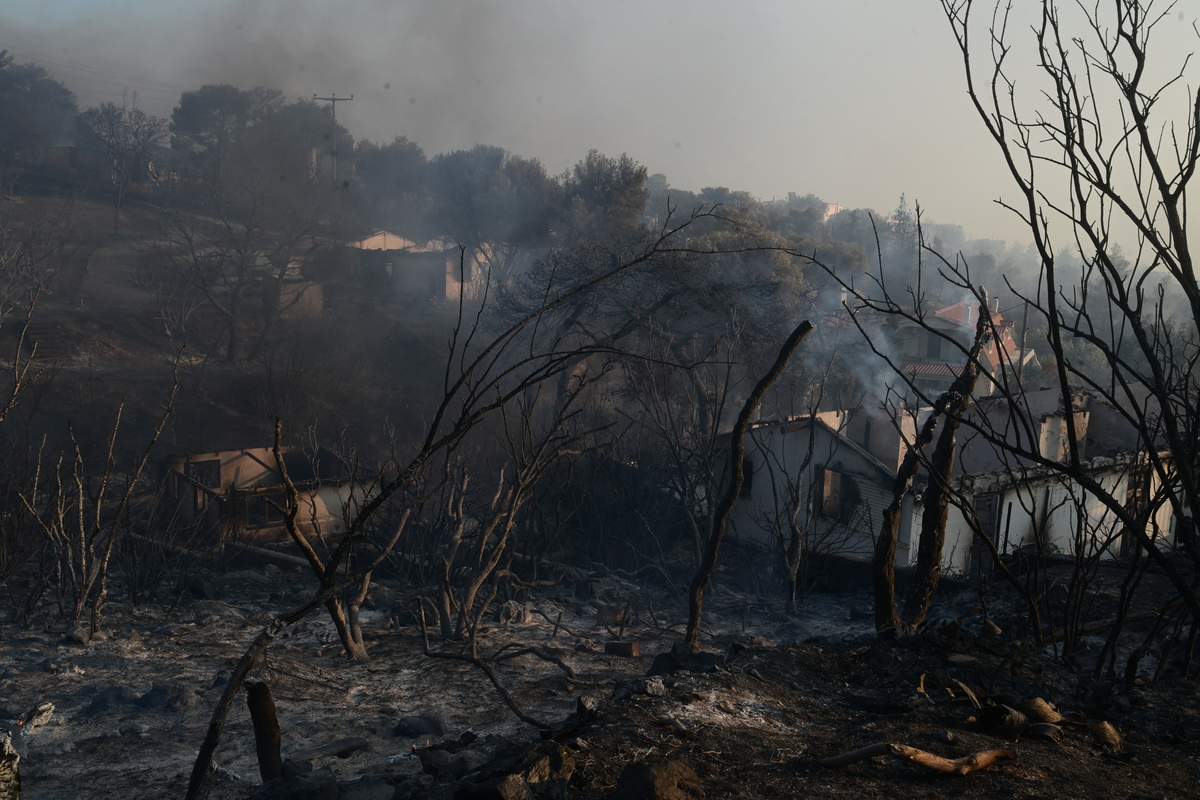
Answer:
[
  {"left": 244, "top": 678, "right": 283, "bottom": 783},
  {"left": 898, "top": 302, "right": 987, "bottom": 632},
  {"left": 874, "top": 408, "right": 947, "bottom": 631},
  {"left": 326, "top": 596, "right": 368, "bottom": 660},
  {"left": 186, "top": 591, "right": 335, "bottom": 800},
  {"left": 875, "top": 296, "right": 989, "bottom": 633},
  {"left": 900, "top": 405, "right": 970, "bottom": 631},
  {"left": 684, "top": 320, "right": 812, "bottom": 648}
]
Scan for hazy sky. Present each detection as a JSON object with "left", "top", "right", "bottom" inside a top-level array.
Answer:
[{"left": 2, "top": 0, "right": 1197, "bottom": 246}]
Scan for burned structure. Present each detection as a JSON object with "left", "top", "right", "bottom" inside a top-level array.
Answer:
[
  {"left": 732, "top": 387, "right": 1176, "bottom": 576},
  {"left": 168, "top": 447, "right": 368, "bottom": 542},
  {"left": 347, "top": 231, "right": 486, "bottom": 305},
  {"left": 894, "top": 301, "right": 1038, "bottom": 397}
]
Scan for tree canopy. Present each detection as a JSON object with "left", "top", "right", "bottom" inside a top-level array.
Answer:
[{"left": 0, "top": 51, "right": 78, "bottom": 175}]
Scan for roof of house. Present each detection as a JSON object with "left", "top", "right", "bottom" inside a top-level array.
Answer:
[
  {"left": 747, "top": 414, "right": 896, "bottom": 483},
  {"left": 348, "top": 231, "right": 420, "bottom": 251},
  {"left": 901, "top": 360, "right": 959, "bottom": 377}
]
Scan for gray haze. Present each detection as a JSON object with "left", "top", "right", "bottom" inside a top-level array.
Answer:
[{"left": 3, "top": 0, "right": 1198, "bottom": 245}]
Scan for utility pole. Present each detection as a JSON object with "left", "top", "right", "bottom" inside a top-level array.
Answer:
[
  {"left": 1017, "top": 299, "right": 1030, "bottom": 390},
  {"left": 313, "top": 93, "right": 352, "bottom": 185}
]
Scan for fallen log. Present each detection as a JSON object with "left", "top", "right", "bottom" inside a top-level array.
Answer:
[{"left": 819, "top": 742, "right": 1016, "bottom": 775}]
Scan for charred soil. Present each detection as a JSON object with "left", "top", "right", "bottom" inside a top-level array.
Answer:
[{"left": 2, "top": 556, "right": 1199, "bottom": 800}]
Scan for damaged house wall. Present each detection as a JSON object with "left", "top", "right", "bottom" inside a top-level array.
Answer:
[
  {"left": 347, "top": 231, "right": 487, "bottom": 304},
  {"left": 732, "top": 388, "right": 1175, "bottom": 578},
  {"left": 168, "top": 447, "right": 369, "bottom": 542},
  {"left": 933, "top": 388, "right": 1175, "bottom": 568},
  {"left": 729, "top": 415, "right": 908, "bottom": 563},
  {"left": 893, "top": 301, "right": 1038, "bottom": 399}
]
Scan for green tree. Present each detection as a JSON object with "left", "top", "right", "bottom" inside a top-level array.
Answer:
[
  {"left": 170, "top": 84, "right": 253, "bottom": 159},
  {"left": 353, "top": 135, "right": 429, "bottom": 238},
  {"left": 429, "top": 145, "right": 561, "bottom": 280},
  {"left": 0, "top": 51, "right": 78, "bottom": 186},
  {"left": 561, "top": 149, "right": 649, "bottom": 241}
]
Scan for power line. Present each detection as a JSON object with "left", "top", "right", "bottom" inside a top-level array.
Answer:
[
  {"left": 41, "top": 71, "right": 180, "bottom": 100},
  {"left": 0, "top": 41, "right": 189, "bottom": 93}
]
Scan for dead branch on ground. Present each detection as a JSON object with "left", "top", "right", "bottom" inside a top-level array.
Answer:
[
  {"left": 818, "top": 742, "right": 1016, "bottom": 774},
  {"left": 419, "top": 603, "right": 551, "bottom": 731}
]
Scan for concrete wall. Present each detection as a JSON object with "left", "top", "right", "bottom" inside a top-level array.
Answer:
[{"left": 730, "top": 420, "right": 894, "bottom": 562}]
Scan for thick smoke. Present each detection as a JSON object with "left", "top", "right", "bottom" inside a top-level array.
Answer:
[{"left": 0, "top": 0, "right": 1063, "bottom": 244}]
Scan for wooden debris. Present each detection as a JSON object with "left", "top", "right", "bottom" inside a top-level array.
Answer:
[
  {"left": 604, "top": 641, "right": 640, "bottom": 657},
  {"left": 1023, "top": 723, "right": 1064, "bottom": 744},
  {"left": 1016, "top": 697, "right": 1063, "bottom": 724},
  {"left": 951, "top": 680, "right": 981, "bottom": 709},
  {"left": 819, "top": 742, "right": 1016, "bottom": 774},
  {"left": 654, "top": 713, "right": 696, "bottom": 740},
  {"left": 975, "top": 705, "right": 1027, "bottom": 739},
  {"left": 231, "top": 542, "right": 312, "bottom": 569},
  {"left": 535, "top": 608, "right": 583, "bottom": 639},
  {"left": 1089, "top": 721, "right": 1122, "bottom": 748},
  {"left": 597, "top": 604, "right": 627, "bottom": 628}
]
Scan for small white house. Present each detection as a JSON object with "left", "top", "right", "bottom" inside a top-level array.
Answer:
[
  {"left": 729, "top": 413, "right": 913, "bottom": 563},
  {"left": 731, "top": 393, "right": 1174, "bottom": 576}
]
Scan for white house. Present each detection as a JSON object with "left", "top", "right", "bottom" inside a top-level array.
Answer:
[{"left": 730, "top": 390, "right": 1173, "bottom": 576}]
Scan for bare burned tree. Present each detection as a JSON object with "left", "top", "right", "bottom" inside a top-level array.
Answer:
[
  {"left": 623, "top": 322, "right": 747, "bottom": 566},
  {"left": 18, "top": 363, "right": 178, "bottom": 635},
  {"left": 77, "top": 96, "right": 167, "bottom": 234},
  {"left": 745, "top": 336, "right": 853, "bottom": 613},
  {"left": 185, "top": 207, "right": 740, "bottom": 800},
  {"left": 932, "top": 0, "right": 1200, "bottom": 639},
  {"left": 684, "top": 319, "right": 813, "bottom": 648},
  {"left": 794, "top": 1, "right": 1200, "bottom": 656},
  {"left": 0, "top": 202, "right": 90, "bottom": 599},
  {"left": 152, "top": 158, "right": 323, "bottom": 363},
  {"left": 432, "top": 376, "right": 604, "bottom": 646}
]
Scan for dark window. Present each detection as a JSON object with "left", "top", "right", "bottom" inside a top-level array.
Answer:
[
  {"left": 185, "top": 459, "right": 221, "bottom": 489},
  {"left": 816, "top": 468, "right": 860, "bottom": 523},
  {"left": 816, "top": 468, "right": 843, "bottom": 519},
  {"left": 927, "top": 335, "right": 942, "bottom": 360},
  {"left": 247, "top": 494, "right": 285, "bottom": 529}
]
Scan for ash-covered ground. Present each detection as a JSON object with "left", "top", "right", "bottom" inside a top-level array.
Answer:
[{"left": 3, "top": 552, "right": 1200, "bottom": 799}]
